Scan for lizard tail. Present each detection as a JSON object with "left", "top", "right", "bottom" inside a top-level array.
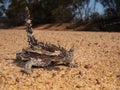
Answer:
[{"left": 25, "top": 7, "right": 38, "bottom": 47}]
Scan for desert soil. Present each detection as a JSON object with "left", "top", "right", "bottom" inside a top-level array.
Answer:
[{"left": 0, "top": 27, "right": 120, "bottom": 90}]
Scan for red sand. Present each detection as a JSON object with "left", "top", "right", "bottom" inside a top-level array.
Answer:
[{"left": 0, "top": 27, "right": 120, "bottom": 90}]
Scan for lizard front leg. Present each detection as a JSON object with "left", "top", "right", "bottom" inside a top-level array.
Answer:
[{"left": 22, "top": 59, "right": 34, "bottom": 74}]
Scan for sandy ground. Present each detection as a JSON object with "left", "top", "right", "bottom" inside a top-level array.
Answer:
[{"left": 0, "top": 27, "right": 120, "bottom": 90}]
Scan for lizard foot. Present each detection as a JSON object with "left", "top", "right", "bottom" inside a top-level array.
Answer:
[
  {"left": 21, "top": 68, "right": 33, "bottom": 75},
  {"left": 68, "top": 63, "right": 78, "bottom": 68}
]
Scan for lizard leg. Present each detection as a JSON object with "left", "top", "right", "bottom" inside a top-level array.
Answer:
[
  {"left": 65, "top": 59, "right": 78, "bottom": 68},
  {"left": 23, "top": 59, "right": 34, "bottom": 74}
]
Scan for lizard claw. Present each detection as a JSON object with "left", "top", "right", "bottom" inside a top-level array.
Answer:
[
  {"left": 21, "top": 68, "right": 33, "bottom": 75},
  {"left": 68, "top": 63, "right": 78, "bottom": 68}
]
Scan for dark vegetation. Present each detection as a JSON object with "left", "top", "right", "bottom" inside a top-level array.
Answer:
[{"left": 0, "top": 0, "right": 120, "bottom": 32}]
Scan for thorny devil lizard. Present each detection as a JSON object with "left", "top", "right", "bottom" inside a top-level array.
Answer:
[{"left": 16, "top": 7, "right": 77, "bottom": 74}]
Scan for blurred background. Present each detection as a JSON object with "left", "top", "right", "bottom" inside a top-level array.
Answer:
[{"left": 0, "top": 0, "right": 120, "bottom": 32}]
